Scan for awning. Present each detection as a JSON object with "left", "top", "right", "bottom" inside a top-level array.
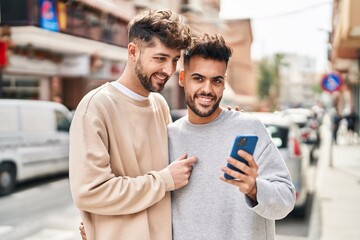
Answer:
[
  {"left": 77, "top": 0, "right": 135, "bottom": 21},
  {"left": 10, "top": 26, "right": 128, "bottom": 61}
]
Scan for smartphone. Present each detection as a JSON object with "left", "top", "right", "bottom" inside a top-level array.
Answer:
[{"left": 224, "top": 135, "right": 258, "bottom": 180}]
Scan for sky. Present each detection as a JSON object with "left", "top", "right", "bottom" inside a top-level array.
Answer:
[{"left": 219, "top": 0, "right": 333, "bottom": 73}]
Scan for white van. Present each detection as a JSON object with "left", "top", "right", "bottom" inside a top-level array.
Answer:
[{"left": 0, "top": 99, "right": 72, "bottom": 196}]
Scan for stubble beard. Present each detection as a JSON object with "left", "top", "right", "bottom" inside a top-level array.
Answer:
[
  {"left": 135, "top": 59, "right": 166, "bottom": 93},
  {"left": 185, "top": 92, "right": 222, "bottom": 117}
]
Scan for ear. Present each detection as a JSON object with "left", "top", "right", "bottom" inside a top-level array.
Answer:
[
  {"left": 128, "top": 42, "right": 137, "bottom": 61},
  {"left": 224, "top": 73, "right": 227, "bottom": 89},
  {"left": 179, "top": 69, "right": 185, "bottom": 87}
]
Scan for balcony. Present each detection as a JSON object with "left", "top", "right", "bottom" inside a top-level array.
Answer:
[{"left": 332, "top": 0, "right": 360, "bottom": 59}]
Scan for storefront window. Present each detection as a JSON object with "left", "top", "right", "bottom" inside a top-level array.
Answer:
[{"left": 1, "top": 76, "right": 40, "bottom": 100}]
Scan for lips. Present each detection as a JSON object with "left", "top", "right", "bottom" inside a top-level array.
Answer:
[
  {"left": 196, "top": 95, "right": 214, "bottom": 106},
  {"left": 154, "top": 73, "right": 169, "bottom": 83}
]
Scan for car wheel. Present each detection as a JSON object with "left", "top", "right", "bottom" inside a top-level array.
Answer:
[
  {"left": 0, "top": 163, "right": 16, "bottom": 196},
  {"left": 293, "top": 194, "right": 310, "bottom": 218}
]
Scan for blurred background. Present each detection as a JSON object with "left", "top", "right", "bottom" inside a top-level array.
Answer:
[{"left": 0, "top": 0, "right": 359, "bottom": 239}]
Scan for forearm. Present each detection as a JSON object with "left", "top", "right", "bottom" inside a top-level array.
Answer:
[
  {"left": 250, "top": 178, "right": 295, "bottom": 220},
  {"left": 71, "top": 170, "right": 173, "bottom": 215}
]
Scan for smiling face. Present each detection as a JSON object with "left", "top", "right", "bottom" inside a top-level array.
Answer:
[
  {"left": 180, "top": 55, "right": 227, "bottom": 124},
  {"left": 133, "top": 38, "right": 181, "bottom": 94}
]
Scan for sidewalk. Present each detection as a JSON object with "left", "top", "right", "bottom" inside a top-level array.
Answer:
[{"left": 316, "top": 115, "right": 360, "bottom": 240}]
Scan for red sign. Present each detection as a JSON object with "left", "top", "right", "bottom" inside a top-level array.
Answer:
[{"left": 0, "top": 41, "right": 7, "bottom": 67}]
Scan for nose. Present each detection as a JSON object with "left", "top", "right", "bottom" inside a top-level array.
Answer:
[
  {"left": 202, "top": 80, "right": 212, "bottom": 93},
  {"left": 162, "top": 61, "right": 176, "bottom": 76}
]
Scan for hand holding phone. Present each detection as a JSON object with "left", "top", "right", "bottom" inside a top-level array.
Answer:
[{"left": 224, "top": 135, "right": 258, "bottom": 180}]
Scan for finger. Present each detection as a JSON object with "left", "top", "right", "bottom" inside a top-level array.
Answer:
[
  {"left": 238, "top": 150, "right": 257, "bottom": 169},
  {"left": 185, "top": 164, "right": 193, "bottom": 173},
  {"left": 175, "top": 153, "right": 188, "bottom": 161},
  {"left": 79, "top": 222, "right": 84, "bottom": 231},
  {"left": 226, "top": 106, "right": 232, "bottom": 110},
  {"left": 226, "top": 157, "right": 248, "bottom": 173},
  {"left": 184, "top": 156, "right": 198, "bottom": 165},
  {"left": 219, "top": 176, "right": 241, "bottom": 187},
  {"left": 221, "top": 165, "right": 246, "bottom": 180},
  {"left": 234, "top": 106, "right": 240, "bottom": 111}
]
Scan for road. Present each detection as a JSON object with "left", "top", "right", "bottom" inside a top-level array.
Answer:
[
  {"left": 276, "top": 162, "right": 320, "bottom": 240},
  {"left": 0, "top": 174, "right": 80, "bottom": 240},
  {"left": 0, "top": 126, "right": 327, "bottom": 240},
  {"left": 0, "top": 167, "right": 319, "bottom": 240}
]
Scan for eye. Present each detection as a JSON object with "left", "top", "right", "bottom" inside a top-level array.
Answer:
[
  {"left": 193, "top": 76, "right": 203, "bottom": 82},
  {"left": 155, "top": 57, "right": 166, "bottom": 62},
  {"left": 213, "top": 78, "right": 224, "bottom": 84}
]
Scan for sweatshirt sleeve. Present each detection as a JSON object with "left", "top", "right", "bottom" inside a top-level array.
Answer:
[
  {"left": 246, "top": 141, "right": 296, "bottom": 220},
  {"left": 69, "top": 102, "right": 174, "bottom": 216}
]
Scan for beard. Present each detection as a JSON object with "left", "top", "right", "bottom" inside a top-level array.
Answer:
[
  {"left": 185, "top": 91, "right": 222, "bottom": 117},
  {"left": 135, "top": 58, "right": 168, "bottom": 93}
]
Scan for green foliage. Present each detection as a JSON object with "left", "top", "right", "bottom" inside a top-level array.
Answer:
[
  {"left": 256, "top": 53, "right": 284, "bottom": 110},
  {"left": 257, "top": 59, "right": 274, "bottom": 100}
]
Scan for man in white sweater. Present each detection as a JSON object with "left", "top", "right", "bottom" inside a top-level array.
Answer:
[
  {"left": 168, "top": 34, "right": 296, "bottom": 240},
  {"left": 70, "top": 9, "right": 197, "bottom": 240}
]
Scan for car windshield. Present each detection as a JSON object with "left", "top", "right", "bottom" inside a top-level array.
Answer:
[{"left": 265, "top": 125, "right": 288, "bottom": 149}]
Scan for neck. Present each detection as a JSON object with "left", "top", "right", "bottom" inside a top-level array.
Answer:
[
  {"left": 188, "top": 107, "right": 222, "bottom": 124},
  {"left": 117, "top": 65, "right": 150, "bottom": 97}
]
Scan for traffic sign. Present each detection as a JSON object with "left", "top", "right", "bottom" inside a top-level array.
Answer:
[{"left": 321, "top": 72, "right": 343, "bottom": 92}]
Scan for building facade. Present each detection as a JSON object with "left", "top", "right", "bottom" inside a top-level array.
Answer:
[
  {"left": 0, "top": 0, "right": 256, "bottom": 111},
  {"left": 278, "top": 54, "right": 318, "bottom": 109},
  {"left": 331, "top": 0, "right": 360, "bottom": 133}
]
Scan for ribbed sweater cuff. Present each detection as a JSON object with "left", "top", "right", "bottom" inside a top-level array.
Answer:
[{"left": 157, "top": 168, "right": 175, "bottom": 191}]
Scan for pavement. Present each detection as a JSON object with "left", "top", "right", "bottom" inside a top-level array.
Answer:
[
  {"left": 275, "top": 113, "right": 360, "bottom": 240},
  {"left": 315, "top": 114, "right": 360, "bottom": 240}
]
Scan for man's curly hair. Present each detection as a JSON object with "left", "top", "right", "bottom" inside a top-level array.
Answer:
[
  {"left": 184, "top": 34, "right": 232, "bottom": 67},
  {"left": 128, "top": 9, "right": 192, "bottom": 50}
]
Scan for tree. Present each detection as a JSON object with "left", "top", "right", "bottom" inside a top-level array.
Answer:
[
  {"left": 257, "top": 53, "right": 284, "bottom": 111},
  {"left": 258, "top": 58, "right": 274, "bottom": 100}
]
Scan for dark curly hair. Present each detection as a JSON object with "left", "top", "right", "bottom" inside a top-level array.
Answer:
[
  {"left": 184, "top": 34, "right": 232, "bottom": 67},
  {"left": 128, "top": 9, "right": 192, "bottom": 50}
]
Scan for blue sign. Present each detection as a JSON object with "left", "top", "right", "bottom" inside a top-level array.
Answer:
[
  {"left": 40, "top": 0, "right": 59, "bottom": 32},
  {"left": 321, "top": 72, "right": 343, "bottom": 92}
]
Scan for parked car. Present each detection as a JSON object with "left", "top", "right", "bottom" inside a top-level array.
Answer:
[
  {"left": 280, "top": 108, "right": 321, "bottom": 164},
  {"left": 251, "top": 112, "right": 310, "bottom": 217},
  {"left": 0, "top": 99, "right": 72, "bottom": 196}
]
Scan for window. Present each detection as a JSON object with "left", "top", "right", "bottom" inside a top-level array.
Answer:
[
  {"left": 55, "top": 110, "right": 71, "bottom": 132},
  {"left": 266, "top": 125, "right": 288, "bottom": 148},
  {"left": 1, "top": 76, "right": 40, "bottom": 100}
]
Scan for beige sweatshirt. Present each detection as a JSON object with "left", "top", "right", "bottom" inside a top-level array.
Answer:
[{"left": 69, "top": 83, "right": 174, "bottom": 240}]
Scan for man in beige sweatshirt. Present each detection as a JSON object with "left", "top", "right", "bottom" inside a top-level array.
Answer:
[{"left": 69, "top": 9, "right": 197, "bottom": 240}]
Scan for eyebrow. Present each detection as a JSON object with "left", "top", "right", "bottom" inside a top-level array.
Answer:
[
  {"left": 191, "top": 73, "right": 224, "bottom": 80},
  {"left": 154, "top": 53, "right": 181, "bottom": 59}
]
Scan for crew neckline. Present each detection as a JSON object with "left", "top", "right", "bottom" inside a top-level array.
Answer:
[{"left": 111, "top": 81, "right": 148, "bottom": 101}]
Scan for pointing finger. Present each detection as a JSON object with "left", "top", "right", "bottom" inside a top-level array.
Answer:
[{"left": 184, "top": 156, "right": 198, "bottom": 165}]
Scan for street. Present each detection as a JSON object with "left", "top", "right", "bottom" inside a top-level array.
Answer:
[
  {"left": 0, "top": 165, "right": 319, "bottom": 240},
  {"left": 0, "top": 116, "right": 358, "bottom": 240},
  {"left": 0, "top": 175, "right": 317, "bottom": 240},
  {"left": 0, "top": 175, "right": 80, "bottom": 240}
]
